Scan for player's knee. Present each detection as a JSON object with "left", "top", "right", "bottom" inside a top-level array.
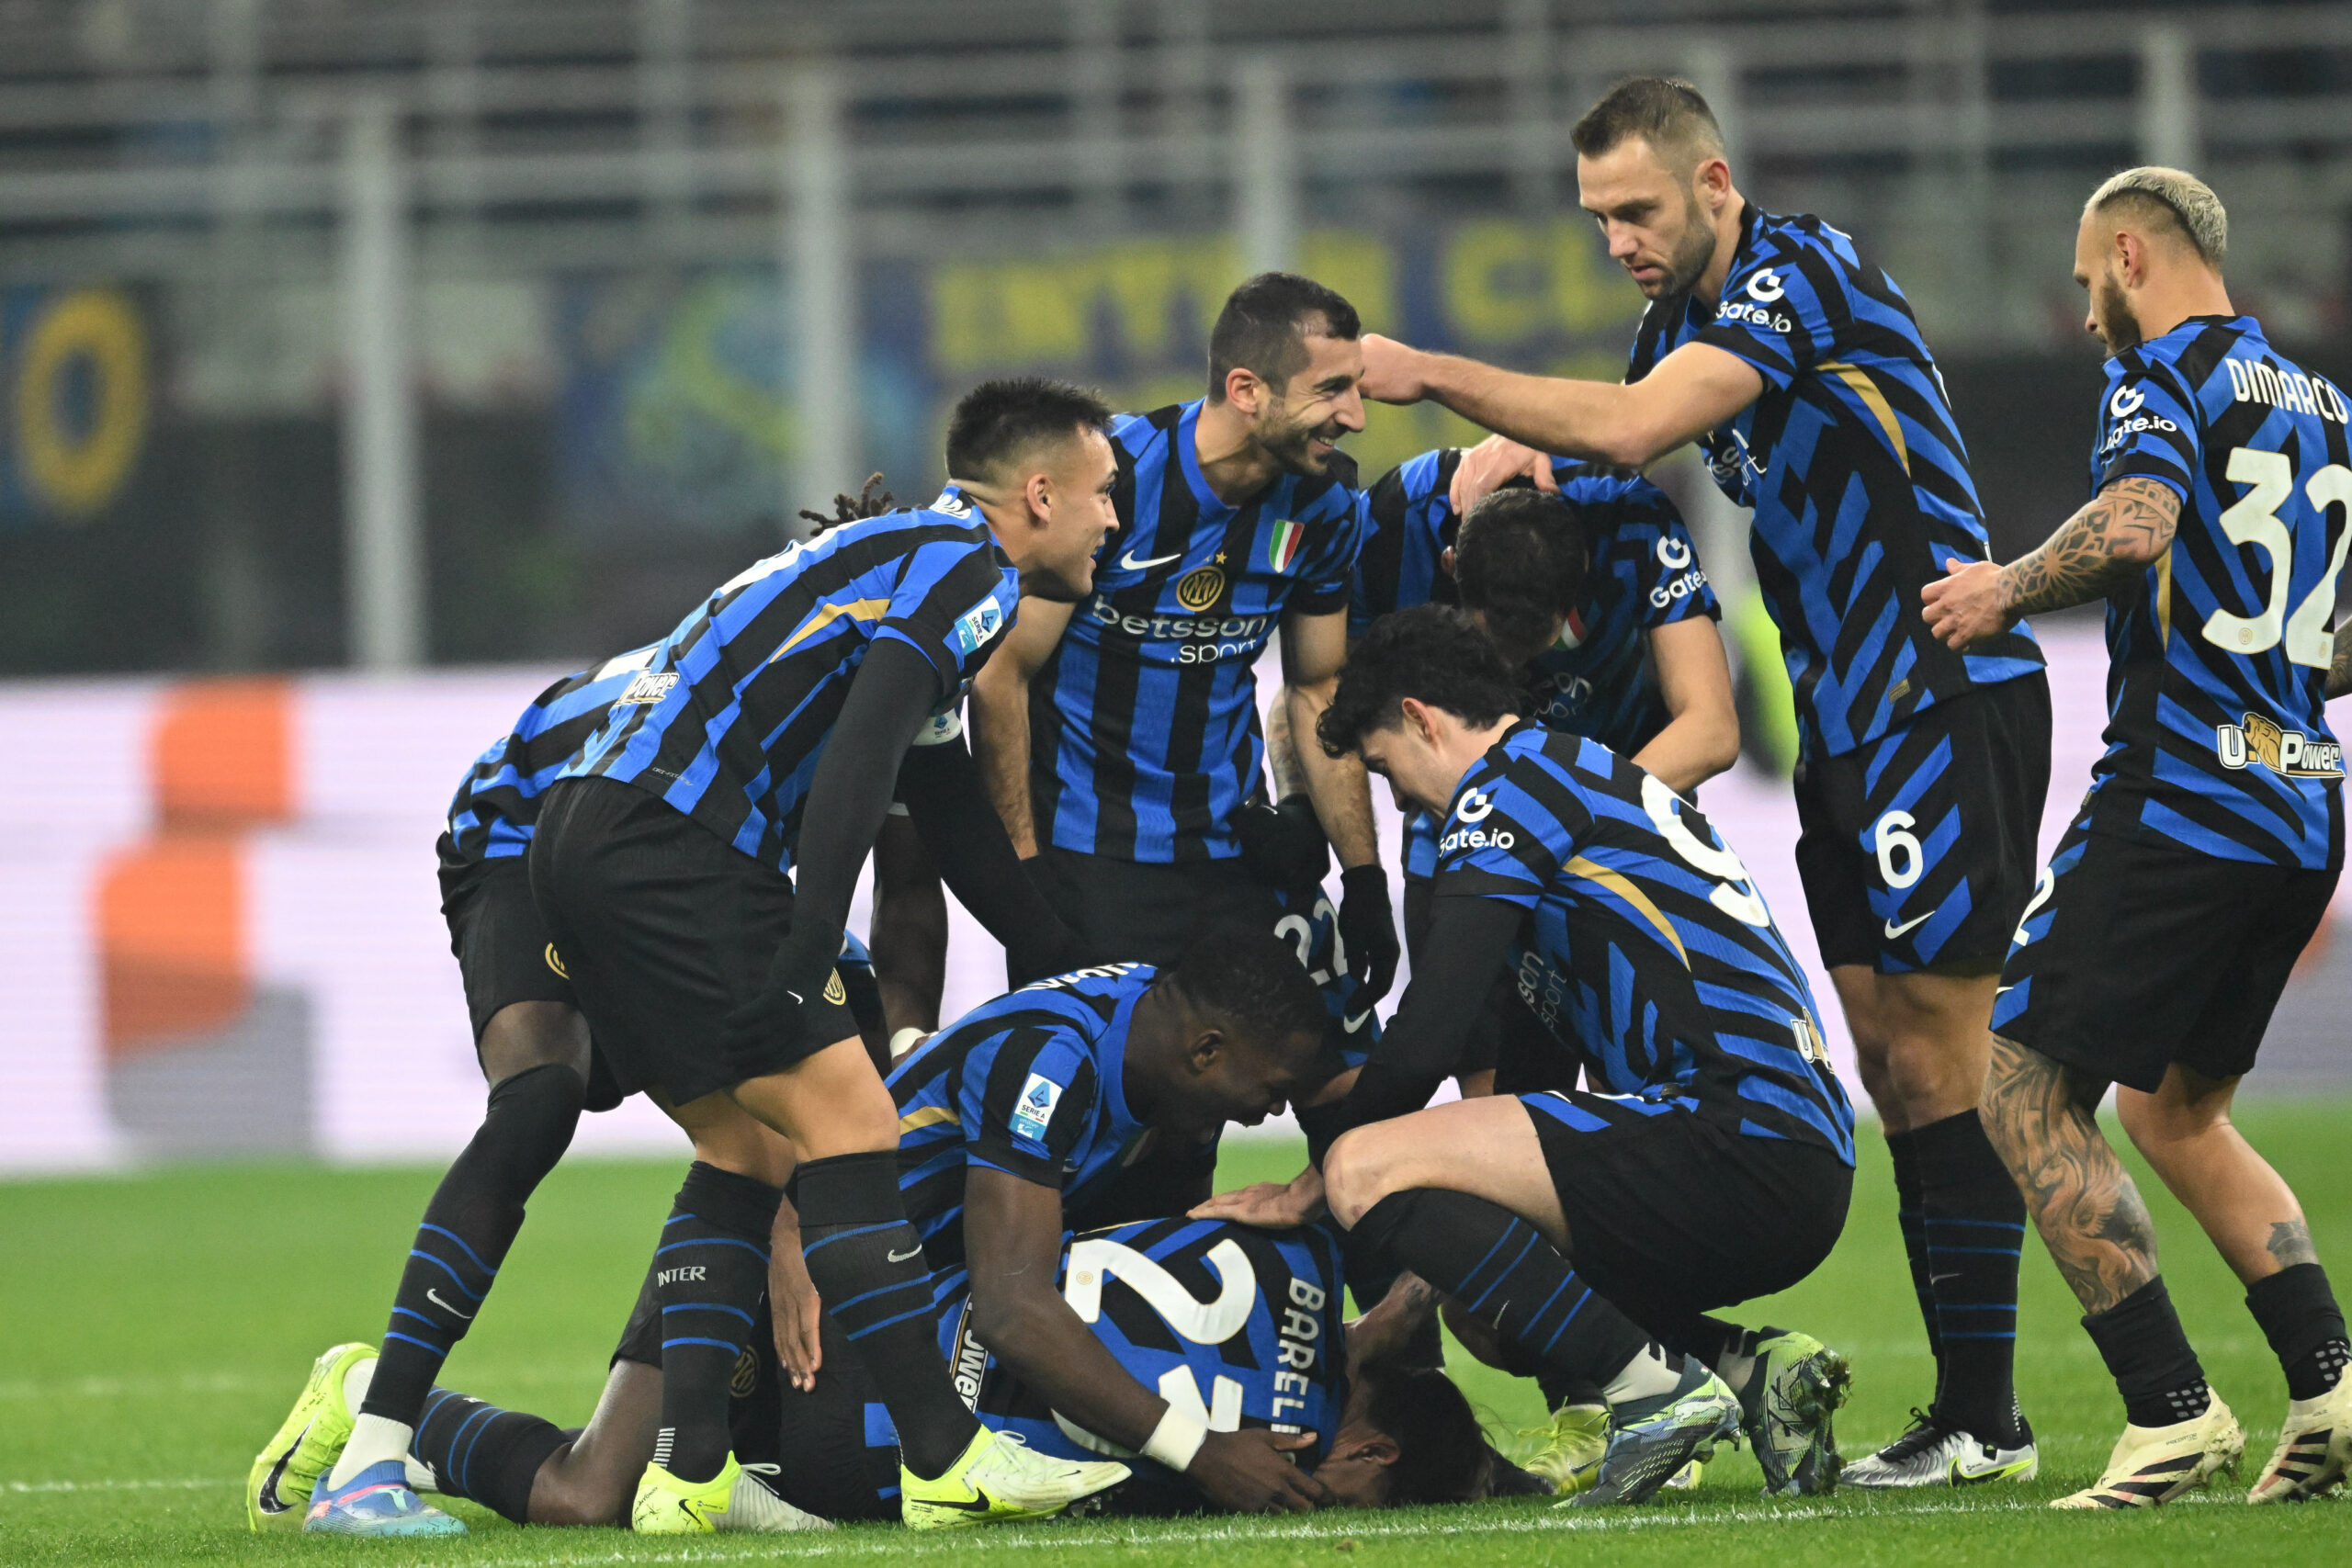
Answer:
[
  {"left": 526, "top": 1450, "right": 627, "bottom": 1527},
  {"left": 479, "top": 1000, "right": 592, "bottom": 1087},
  {"left": 1323, "top": 1127, "right": 1396, "bottom": 1229}
]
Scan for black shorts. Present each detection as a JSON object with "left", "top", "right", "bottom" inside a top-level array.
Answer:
[
  {"left": 1521, "top": 1091, "right": 1852, "bottom": 1344},
  {"left": 526, "top": 777, "right": 859, "bottom": 1107},
  {"left": 438, "top": 850, "right": 577, "bottom": 1043},
  {"left": 1030, "top": 847, "right": 1286, "bottom": 968},
  {"left": 1992, "top": 823, "right": 2339, "bottom": 1093},
  {"left": 1793, "top": 672, "right": 2050, "bottom": 974}
]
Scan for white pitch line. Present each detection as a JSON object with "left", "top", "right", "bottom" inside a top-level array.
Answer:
[{"left": 4, "top": 1477, "right": 240, "bottom": 1495}]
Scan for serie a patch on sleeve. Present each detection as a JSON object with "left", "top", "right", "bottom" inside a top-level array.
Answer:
[
  {"left": 952, "top": 596, "right": 1006, "bottom": 656},
  {"left": 1011, "top": 1071, "right": 1064, "bottom": 1144}
]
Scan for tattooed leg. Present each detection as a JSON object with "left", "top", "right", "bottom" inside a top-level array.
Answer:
[
  {"left": 1981, "top": 1033, "right": 2160, "bottom": 1314},
  {"left": 2117, "top": 1064, "right": 2318, "bottom": 1287}
]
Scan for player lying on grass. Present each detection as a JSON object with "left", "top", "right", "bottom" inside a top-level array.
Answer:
[
  {"left": 1200, "top": 605, "right": 1858, "bottom": 1506},
  {"left": 1922, "top": 165, "right": 2352, "bottom": 1508},
  {"left": 264, "top": 1223, "right": 1491, "bottom": 1533}
]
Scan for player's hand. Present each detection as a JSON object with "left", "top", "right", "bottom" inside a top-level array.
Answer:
[
  {"left": 1919, "top": 556, "right": 2014, "bottom": 650},
  {"left": 1356, "top": 333, "right": 1429, "bottom": 404},
  {"left": 1337, "top": 865, "right": 1400, "bottom": 1007},
  {"left": 768, "top": 1243, "right": 824, "bottom": 1392},
  {"left": 1234, "top": 794, "right": 1331, "bottom": 887},
  {"left": 1190, "top": 1166, "right": 1327, "bottom": 1229},
  {"left": 1448, "top": 434, "right": 1558, "bottom": 515},
  {"left": 1186, "top": 1428, "right": 1329, "bottom": 1514}
]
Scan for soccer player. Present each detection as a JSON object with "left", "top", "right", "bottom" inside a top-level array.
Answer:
[
  {"left": 1922, "top": 168, "right": 2352, "bottom": 1508},
  {"left": 969, "top": 273, "right": 1398, "bottom": 998},
  {"left": 1351, "top": 77, "right": 2050, "bottom": 1484},
  {"left": 1203, "top": 606, "right": 1857, "bottom": 1505},
  {"left": 521, "top": 378, "right": 1136, "bottom": 1532}
]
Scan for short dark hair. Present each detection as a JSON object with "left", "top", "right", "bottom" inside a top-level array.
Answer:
[
  {"left": 1317, "top": 604, "right": 1528, "bottom": 759},
  {"left": 1207, "top": 272, "right": 1361, "bottom": 402},
  {"left": 1453, "top": 488, "right": 1589, "bottom": 666},
  {"left": 1571, "top": 76, "right": 1725, "bottom": 169},
  {"left": 944, "top": 377, "right": 1113, "bottom": 484},
  {"left": 1161, "top": 927, "right": 1328, "bottom": 1055},
  {"left": 1355, "top": 1362, "right": 1492, "bottom": 1506}
]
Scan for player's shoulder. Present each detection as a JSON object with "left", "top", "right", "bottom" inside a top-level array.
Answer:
[
  {"left": 1014, "top": 962, "right": 1155, "bottom": 1021},
  {"left": 1111, "top": 403, "right": 1193, "bottom": 457},
  {"left": 1551, "top": 458, "right": 1670, "bottom": 514},
  {"left": 1370, "top": 447, "right": 1458, "bottom": 517}
]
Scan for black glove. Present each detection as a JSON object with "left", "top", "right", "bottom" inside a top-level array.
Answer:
[
  {"left": 1233, "top": 793, "right": 1331, "bottom": 887},
  {"left": 719, "top": 975, "right": 815, "bottom": 1085},
  {"left": 1005, "top": 896, "right": 1092, "bottom": 987},
  {"left": 1337, "top": 863, "right": 1401, "bottom": 1009}
]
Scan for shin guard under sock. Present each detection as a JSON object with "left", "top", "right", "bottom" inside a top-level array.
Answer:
[
  {"left": 2246, "top": 1262, "right": 2351, "bottom": 1401},
  {"left": 797, "top": 1150, "right": 978, "bottom": 1479},
  {"left": 652, "top": 1162, "right": 783, "bottom": 1484},
  {"left": 362, "top": 1064, "right": 585, "bottom": 1429},
  {"left": 1914, "top": 1109, "right": 2026, "bottom": 1442},
  {"left": 2084, "top": 1276, "right": 2211, "bottom": 1428},
  {"left": 411, "top": 1386, "right": 571, "bottom": 1525},
  {"left": 1885, "top": 1130, "right": 1943, "bottom": 1404},
  {"left": 1351, "top": 1188, "right": 1650, "bottom": 1395}
]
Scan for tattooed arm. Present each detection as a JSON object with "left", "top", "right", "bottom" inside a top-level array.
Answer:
[
  {"left": 2328, "top": 620, "right": 2352, "bottom": 700},
  {"left": 1920, "top": 476, "right": 2182, "bottom": 651}
]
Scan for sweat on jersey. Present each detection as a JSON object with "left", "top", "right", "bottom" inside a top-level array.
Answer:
[
  {"left": 933, "top": 1217, "right": 1350, "bottom": 1490},
  {"left": 2075, "top": 314, "right": 2349, "bottom": 870},
  {"left": 888, "top": 964, "right": 1158, "bottom": 1288},
  {"left": 1030, "top": 402, "right": 1371, "bottom": 863},
  {"left": 1432, "top": 725, "right": 1856, "bottom": 1163},
  {"left": 560, "top": 489, "right": 1019, "bottom": 874},
  {"left": 1358, "top": 446, "right": 1721, "bottom": 879},
  {"left": 439, "top": 646, "right": 657, "bottom": 870},
  {"left": 1630, "top": 203, "right": 2043, "bottom": 760}
]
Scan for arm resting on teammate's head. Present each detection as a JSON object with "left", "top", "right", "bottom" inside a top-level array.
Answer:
[
  {"left": 896, "top": 735, "right": 1088, "bottom": 983},
  {"left": 1631, "top": 617, "right": 1742, "bottom": 795},
  {"left": 967, "top": 596, "right": 1077, "bottom": 858},
  {"left": 722, "top": 637, "right": 943, "bottom": 1071},
  {"left": 1361, "top": 333, "right": 1763, "bottom": 471},
  {"left": 1323, "top": 893, "right": 1525, "bottom": 1145}
]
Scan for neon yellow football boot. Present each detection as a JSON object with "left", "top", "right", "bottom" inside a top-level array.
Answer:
[
  {"left": 900, "top": 1427, "right": 1129, "bottom": 1529},
  {"left": 246, "top": 1343, "right": 376, "bottom": 1531}
]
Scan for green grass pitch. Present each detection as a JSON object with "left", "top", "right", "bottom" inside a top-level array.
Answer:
[{"left": 6, "top": 1101, "right": 2349, "bottom": 1566}]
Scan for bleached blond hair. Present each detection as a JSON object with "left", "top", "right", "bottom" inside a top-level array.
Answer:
[{"left": 2085, "top": 166, "right": 2227, "bottom": 268}]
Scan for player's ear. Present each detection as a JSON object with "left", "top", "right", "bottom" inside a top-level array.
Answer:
[
  {"left": 1224, "top": 364, "right": 1265, "bottom": 417},
  {"left": 1023, "top": 468, "right": 1054, "bottom": 524},
  {"left": 1187, "top": 1027, "right": 1224, "bottom": 1074}
]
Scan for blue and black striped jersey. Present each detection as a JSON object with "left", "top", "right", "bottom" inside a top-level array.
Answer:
[
  {"left": 560, "top": 491, "right": 1019, "bottom": 874},
  {"left": 888, "top": 964, "right": 1154, "bottom": 1284},
  {"left": 1628, "top": 204, "right": 2043, "bottom": 760},
  {"left": 1272, "top": 881, "right": 1379, "bottom": 1067},
  {"left": 939, "top": 1217, "right": 1349, "bottom": 1480},
  {"left": 1030, "top": 402, "right": 1371, "bottom": 863},
  {"left": 440, "top": 646, "right": 656, "bottom": 868},
  {"left": 1434, "top": 726, "right": 1854, "bottom": 1163},
  {"left": 2076, "top": 315, "right": 2349, "bottom": 870},
  {"left": 1358, "top": 447, "right": 1721, "bottom": 879}
]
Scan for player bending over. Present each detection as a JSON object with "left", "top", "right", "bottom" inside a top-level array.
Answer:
[
  {"left": 1202, "top": 606, "right": 1856, "bottom": 1506},
  {"left": 1921, "top": 166, "right": 2352, "bottom": 1508}
]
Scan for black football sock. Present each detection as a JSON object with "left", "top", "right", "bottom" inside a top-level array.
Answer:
[
  {"left": 1350, "top": 1188, "right": 1651, "bottom": 1396},
  {"left": 411, "top": 1386, "right": 571, "bottom": 1525},
  {"left": 2246, "top": 1262, "right": 2351, "bottom": 1401},
  {"left": 1885, "top": 1129, "right": 1943, "bottom": 1407},
  {"left": 361, "top": 1064, "right": 585, "bottom": 1427},
  {"left": 651, "top": 1162, "right": 783, "bottom": 1484},
  {"left": 2083, "top": 1276, "right": 2211, "bottom": 1428},
  {"left": 1914, "top": 1110, "right": 2026, "bottom": 1442},
  {"left": 797, "top": 1151, "right": 979, "bottom": 1480}
]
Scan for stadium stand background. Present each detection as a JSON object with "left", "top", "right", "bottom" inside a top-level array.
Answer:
[{"left": 2, "top": 0, "right": 2348, "bottom": 1165}]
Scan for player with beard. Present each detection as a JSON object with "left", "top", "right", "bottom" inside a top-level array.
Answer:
[
  {"left": 1349, "top": 77, "right": 2051, "bottom": 1487},
  {"left": 969, "top": 273, "right": 1397, "bottom": 1009},
  {"left": 1923, "top": 168, "right": 2352, "bottom": 1508}
]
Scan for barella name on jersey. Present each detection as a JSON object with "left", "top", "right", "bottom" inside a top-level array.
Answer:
[{"left": 2217, "top": 713, "right": 2345, "bottom": 779}]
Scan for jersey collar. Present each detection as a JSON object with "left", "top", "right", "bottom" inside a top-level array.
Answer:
[
  {"left": 934, "top": 482, "right": 1014, "bottom": 568},
  {"left": 1099, "top": 969, "right": 1151, "bottom": 1140}
]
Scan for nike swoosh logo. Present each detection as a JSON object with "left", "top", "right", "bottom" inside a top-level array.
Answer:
[
  {"left": 256, "top": 1421, "right": 311, "bottom": 1513},
  {"left": 1117, "top": 548, "right": 1183, "bottom": 571},
  {"left": 888, "top": 1247, "right": 923, "bottom": 1263},
  {"left": 428, "top": 1289, "right": 475, "bottom": 1321},
  {"left": 1883, "top": 910, "right": 1936, "bottom": 939},
  {"left": 1951, "top": 1459, "right": 2018, "bottom": 1484}
]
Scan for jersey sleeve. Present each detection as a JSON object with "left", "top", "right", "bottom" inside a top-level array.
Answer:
[
  {"left": 874, "top": 542, "right": 1017, "bottom": 690},
  {"left": 1352, "top": 451, "right": 1458, "bottom": 634},
  {"left": 1289, "top": 480, "right": 1373, "bottom": 618},
  {"left": 1693, "top": 247, "right": 1830, "bottom": 392},
  {"left": 1574, "top": 469, "right": 1720, "bottom": 629},
  {"left": 1428, "top": 763, "right": 1580, "bottom": 908},
  {"left": 963, "top": 1025, "right": 1102, "bottom": 1187},
  {"left": 2091, "top": 359, "right": 2201, "bottom": 502}
]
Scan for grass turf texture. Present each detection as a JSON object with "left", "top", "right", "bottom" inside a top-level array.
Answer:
[{"left": 6, "top": 1103, "right": 2349, "bottom": 1565}]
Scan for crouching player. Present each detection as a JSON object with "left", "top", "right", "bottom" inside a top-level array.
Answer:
[{"left": 1204, "top": 605, "right": 1856, "bottom": 1504}]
